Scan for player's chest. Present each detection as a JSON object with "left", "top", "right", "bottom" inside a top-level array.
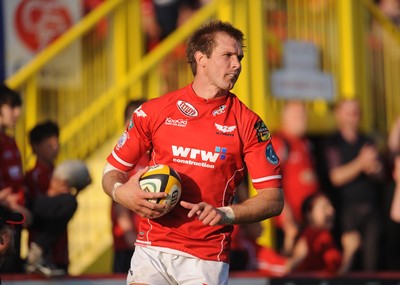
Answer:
[{"left": 153, "top": 104, "right": 242, "bottom": 155}]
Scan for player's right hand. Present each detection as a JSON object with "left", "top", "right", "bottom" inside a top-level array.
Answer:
[{"left": 116, "top": 167, "right": 168, "bottom": 219}]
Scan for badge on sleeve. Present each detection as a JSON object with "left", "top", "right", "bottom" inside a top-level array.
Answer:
[
  {"left": 254, "top": 120, "right": 271, "bottom": 142},
  {"left": 117, "top": 131, "right": 129, "bottom": 150},
  {"left": 266, "top": 144, "right": 279, "bottom": 165}
]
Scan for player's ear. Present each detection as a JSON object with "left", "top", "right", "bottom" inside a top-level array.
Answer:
[{"left": 194, "top": 51, "right": 206, "bottom": 68}]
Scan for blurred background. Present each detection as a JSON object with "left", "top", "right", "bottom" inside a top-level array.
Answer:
[{"left": 1, "top": 0, "right": 399, "bottom": 282}]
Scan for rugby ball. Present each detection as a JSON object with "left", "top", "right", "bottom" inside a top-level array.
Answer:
[{"left": 139, "top": 164, "right": 182, "bottom": 215}]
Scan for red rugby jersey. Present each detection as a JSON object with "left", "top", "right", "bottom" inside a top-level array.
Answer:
[
  {"left": 0, "top": 131, "right": 25, "bottom": 205},
  {"left": 107, "top": 84, "right": 282, "bottom": 262}
]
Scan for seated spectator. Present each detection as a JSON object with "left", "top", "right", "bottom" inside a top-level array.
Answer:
[
  {"left": 287, "top": 192, "right": 360, "bottom": 275},
  {"left": 25, "top": 160, "right": 91, "bottom": 278}
]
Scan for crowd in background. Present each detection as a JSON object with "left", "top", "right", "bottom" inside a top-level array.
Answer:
[{"left": 230, "top": 99, "right": 400, "bottom": 275}]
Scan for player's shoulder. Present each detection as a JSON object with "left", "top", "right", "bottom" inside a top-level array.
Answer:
[{"left": 228, "top": 93, "right": 265, "bottom": 130}]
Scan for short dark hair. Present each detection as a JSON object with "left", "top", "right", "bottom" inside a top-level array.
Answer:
[
  {"left": 0, "top": 84, "right": 22, "bottom": 108},
  {"left": 124, "top": 99, "right": 146, "bottom": 123},
  {"left": 186, "top": 20, "right": 245, "bottom": 76},
  {"left": 29, "top": 120, "right": 59, "bottom": 146}
]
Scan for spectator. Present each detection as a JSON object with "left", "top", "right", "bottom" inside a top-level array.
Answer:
[
  {"left": 24, "top": 120, "right": 80, "bottom": 274},
  {"left": 324, "top": 98, "right": 384, "bottom": 271},
  {"left": 0, "top": 83, "right": 26, "bottom": 272},
  {"left": 111, "top": 99, "right": 149, "bottom": 273},
  {"left": 0, "top": 205, "right": 25, "bottom": 272},
  {"left": 382, "top": 117, "right": 400, "bottom": 269},
  {"left": 25, "top": 160, "right": 92, "bottom": 278},
  {"left": 272, "top": 100, "right": 320, "bottom": 255},
  {"left": 287, "top": 192, "right": 360, "bottom": 275},
  {"left": 25, "top": 120, "right": 60, "bottom": 205}
]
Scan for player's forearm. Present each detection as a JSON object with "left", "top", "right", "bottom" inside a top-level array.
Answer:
[
  {"left": 230, "top": 187, "right": 284, "bottom": 224},
  {"left": 102, "top": 168, "right": 128, "bottom": 199}
]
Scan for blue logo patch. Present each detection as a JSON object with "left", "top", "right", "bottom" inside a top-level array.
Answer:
[
  {"left": 215, "top": 146, "right": 227, "bottom": 160},
  {"left": 266, "top": 144, "right": 279, "bottom": 165}
]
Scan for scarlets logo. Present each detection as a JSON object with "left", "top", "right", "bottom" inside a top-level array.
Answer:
[
  {"left": 215, "top": 123, "right": 236, "bottom": 133},
  {"left": 177, "top": 100, "right": 198, "bottom": 117}
]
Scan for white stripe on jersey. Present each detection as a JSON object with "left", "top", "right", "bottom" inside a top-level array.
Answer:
[
  {"left": 111, "top": 150, "right": 134, "bottom": 167},
  {"left": 252, "top": 174, "right": 282, "bottom": 184}
]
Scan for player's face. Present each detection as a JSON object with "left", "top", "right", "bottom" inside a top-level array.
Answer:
[
  {"left": 0, "top": 105, "right": 21, "bottom": 129},
  {"left": 205, "top": 33, "right": 243, "bottom": 92}
]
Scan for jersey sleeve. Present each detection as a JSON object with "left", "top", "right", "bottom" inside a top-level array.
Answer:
[
  {"left": 241, "top": 110, "right": 282, "bottom": 190},
  {"left": 107, "top": 104, "right": 152, "bottom": 172}
]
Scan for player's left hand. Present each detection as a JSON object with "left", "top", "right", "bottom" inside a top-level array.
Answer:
[{"left": 180, "top": 201, "right": 225, "bottom": 226}]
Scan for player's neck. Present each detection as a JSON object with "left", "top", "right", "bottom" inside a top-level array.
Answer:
[{"left": 191, "top": 81, "right": 228, "bottom": 101}]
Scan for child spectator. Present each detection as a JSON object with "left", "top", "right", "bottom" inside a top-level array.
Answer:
[
  {"left": 24, "top": 120, "right": 74, "bottom": 273},
  {"left": 287, "top": 192, "right": 360, "bottom": 275},
  {"left": 25, "top": 160, "right": 91, "bottom": 278}
]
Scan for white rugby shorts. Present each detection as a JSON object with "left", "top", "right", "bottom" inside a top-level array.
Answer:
[{"left": 127, "top": 246, "right": 229, "bottom": 285}]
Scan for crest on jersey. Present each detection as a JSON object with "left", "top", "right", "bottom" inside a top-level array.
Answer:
[
  {"left": 266, "top": 143, "right": 279, "bottom": 165},
  {"left": 212, "top": 105, "right": 226, "bottom": 116},
  {"left": 254, "top": 120, "right": 271, "bottom": 142},
  {"left": 177, "top": 100, "right": 198, "bottom": 117},
  {"left": 117, "top": 131, "right": 129, "bottom": 149}
]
